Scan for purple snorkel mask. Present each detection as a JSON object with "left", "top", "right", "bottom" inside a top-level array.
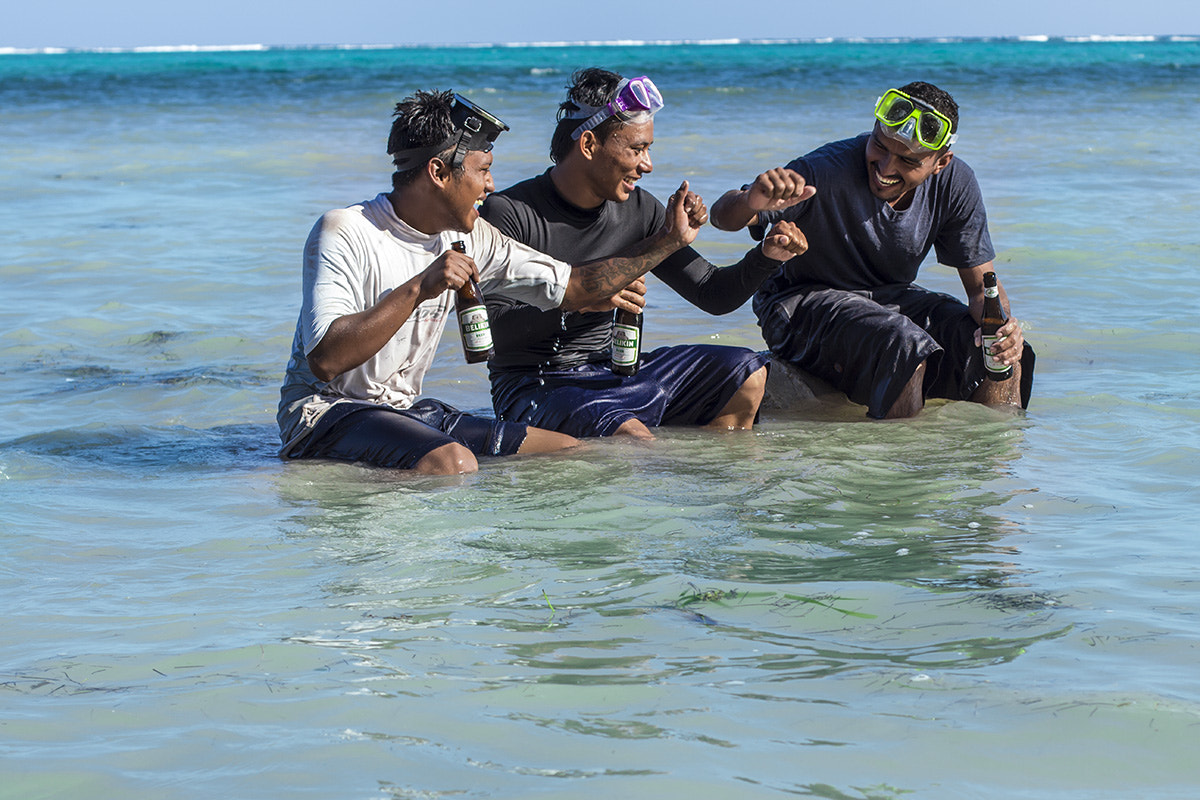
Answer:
[{"left": 567, "top": 76, "right": 665, "bottom": 140}]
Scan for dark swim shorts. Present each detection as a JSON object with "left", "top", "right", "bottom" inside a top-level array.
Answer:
[
  {"left": 287, "top": 398, "right": 529, "bottom": 470},
  {"left": 755, "top": 283, "right": 1035, "bottom": 418},
  {"left": 490, "top": 344, "right": 769, "bottom": 438}
]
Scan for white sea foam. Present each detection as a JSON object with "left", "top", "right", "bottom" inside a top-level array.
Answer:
[{"left": 1, "top": 34, "right": 1184, "bottom": 56}]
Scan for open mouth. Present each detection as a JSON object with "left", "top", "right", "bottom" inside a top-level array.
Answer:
[{"left": 874, "top": 168, "right": 901, "bottom": 187}]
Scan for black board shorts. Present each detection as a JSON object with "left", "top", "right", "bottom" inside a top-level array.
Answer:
[
  {"left": 755, "top": 283, "right": 1034, "bottom": 418},
  {"left": 286, "top": 398, "right": 529, "bottom": 470},
  {"left": 490, "top": 344, "right": 769, "bottom": 437}
]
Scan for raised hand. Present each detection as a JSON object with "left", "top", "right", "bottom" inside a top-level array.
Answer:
[
  {"left": 683, "top": 187, "right": 709, "bottom": 230},
  {"left": 761, "top": 220, "right": 808, "bottom": 261},
  {"left": 663, "top": 180, "right": 702, "bottom": 248},
  {"left": 746, "top": 168, "right": 816, "bottom": 213}
]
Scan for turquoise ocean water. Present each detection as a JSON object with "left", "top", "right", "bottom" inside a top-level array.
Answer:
[{"left": 3, "top": 38, "right": 1199, "bottom": 798}]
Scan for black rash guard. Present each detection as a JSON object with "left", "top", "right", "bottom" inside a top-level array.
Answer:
[{"left": 479, "top": 169, "right": 782, "bottom": 375}]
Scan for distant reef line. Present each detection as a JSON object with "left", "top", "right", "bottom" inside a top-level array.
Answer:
[{"left": 3, "top": 34, "right": 1197, "bottom": 56}]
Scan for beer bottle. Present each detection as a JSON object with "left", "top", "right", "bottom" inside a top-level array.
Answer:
[
  {"left": 450, "top": 240, "right": 494, "bottom": 363},
  {"left": 611, "top": 307, "right": 642, "bottom": 377},
  {"left": 980, "top": 271, "right": 1012, "bottom": 381}
]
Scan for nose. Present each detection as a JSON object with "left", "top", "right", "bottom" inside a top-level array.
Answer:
[
  {"left": 639, "top": 151, "right": 653, "bottom": 174},
  {"left": 485, "top": 173, "right": 495, "bottom": 192}
]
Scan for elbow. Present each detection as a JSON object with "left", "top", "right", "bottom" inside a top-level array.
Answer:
[
  {"left": 558, "top": 292, "right": 581, "bottom": 313},
  {"left": 709, "top": 205, "right": 734, "bottom": 232},
  {"left": 709, "top": 195, "right": 748, "bottom": 232},
  {"left": 559, "top": 297, "right": 591, "bottom": 313},
  {"left": 558, "top": 282, "right": 592, "bottom": 312},
  {"left": 702, "top": 299, "right": 742, "bottom": 316},
  {"left": 306, "top": 352, "right": 339, "bottom": 383}
]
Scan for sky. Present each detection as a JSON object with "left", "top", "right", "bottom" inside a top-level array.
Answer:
[{"left": 4, "top": 0, "right": 1197, "bottom": 50}]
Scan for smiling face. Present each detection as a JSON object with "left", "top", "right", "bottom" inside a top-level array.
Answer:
[
  {"left": 864, "top": 122, "right": 953, "bottom": 207},
  {"left": 584, "top": 120, "right": 654, "bottom": 204},
  {"left": 441, "top": 149, "right": 496, "bottom": 232}
]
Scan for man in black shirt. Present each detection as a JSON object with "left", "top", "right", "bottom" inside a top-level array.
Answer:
[{"left": 480, "top": 67, "right": 806, "bottom": 439}]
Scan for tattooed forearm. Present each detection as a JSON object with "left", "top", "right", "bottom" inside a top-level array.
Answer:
[
  {"left": 560, "top": 231, "right": 679, "bottom": 311},
  {"left": 577, "top": 253, "right": 662, "bottom": 296}
]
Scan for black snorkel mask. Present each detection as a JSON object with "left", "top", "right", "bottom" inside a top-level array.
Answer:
[{"left": 388, "top": 93, "right": 510, "bottom": 172}]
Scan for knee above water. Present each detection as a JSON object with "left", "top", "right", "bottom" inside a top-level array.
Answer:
[
  {"left": 743, "top": 365, "right": 769, "bottom": 396},
  {"left": 415, "top": 443, "right": 479, "bottom": 475}
]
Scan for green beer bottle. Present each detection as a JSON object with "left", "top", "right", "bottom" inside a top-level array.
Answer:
[{"left": 611, "top": 308, "right": 642, "bottom": 377}]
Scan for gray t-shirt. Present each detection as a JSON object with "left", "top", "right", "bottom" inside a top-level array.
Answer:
[{"left": 754, "top": 134, "right": 995, "bottom": 298}]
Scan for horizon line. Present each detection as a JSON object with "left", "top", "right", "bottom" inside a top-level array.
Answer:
[{"left": 3, "top": 33, "right": 1197, "bottom": 56}]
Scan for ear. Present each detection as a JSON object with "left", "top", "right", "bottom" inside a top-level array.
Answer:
[
  {"left": 426, "top": 156, "right": 453, "bottom": 187},
  {"left": 577, "top": 130, "right": 600, "bottom": 161},
  {"left": 932, "top": 150, "right": 954, "bottom": 175}
]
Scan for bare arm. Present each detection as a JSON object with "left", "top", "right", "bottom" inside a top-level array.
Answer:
[
  {"left": 571, "top": 277, "right": 647, "bottom": 315},
  {"left": 710, "top": 167, "right": 816, "bottom": 231},
  {"left": 959, "top": 262, "right": 1025, "bottom": 368},
  {"left": 307, "top": 249, "right": 478, "bottom": 382}
]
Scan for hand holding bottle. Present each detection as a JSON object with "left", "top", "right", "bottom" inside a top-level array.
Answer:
[
  {"left": 450, "top": 240, "right": 494, "bottom": 363},
  {"left": 978, "top": 270, "right": 1023, "bottom": 380}
]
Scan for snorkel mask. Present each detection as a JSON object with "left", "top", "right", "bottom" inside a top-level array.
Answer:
[
  {"left": 388, "top": 93, "right": 510, "bottom": 171},
  {"left": 873, "top": 88, "right": 957, "bottom": 151},
  {"left": 567, "top": 76, "right": 665, "bottom": 141}
]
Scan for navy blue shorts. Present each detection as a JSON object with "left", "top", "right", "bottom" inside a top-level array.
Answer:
[
  {"left": 287, "top": 398, "right": 529, "bottom": 470},
  {"left": 755, "top": 283, "right": 1034, "bottom": 418},
  {"left": 490, "top": 344, "right": 769, "bottom": 437}
]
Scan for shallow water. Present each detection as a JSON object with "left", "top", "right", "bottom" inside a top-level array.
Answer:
[{"left": 3, "top": 39, "right": 1200, "bottom": 798}]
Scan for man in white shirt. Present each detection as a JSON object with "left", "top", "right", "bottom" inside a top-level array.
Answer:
[{"left": 278, "top": 90, "right": 703, "bottom": 474}]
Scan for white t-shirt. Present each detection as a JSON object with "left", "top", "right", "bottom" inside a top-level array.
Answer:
[{"left": 277, "top": 193, "right": 571, "bottom": 453}]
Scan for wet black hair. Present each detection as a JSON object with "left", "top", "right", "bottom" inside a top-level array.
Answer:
[
  {"left": 549, "top": 67, "right": 626, "bottom": 164},
  {"left": 387, "top": 89, "right": 462, "bottom": 189}
]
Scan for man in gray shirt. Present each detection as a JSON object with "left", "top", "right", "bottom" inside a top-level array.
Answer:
[{"left": 712, "top": 81, "right": 1033, "bottom": 419}]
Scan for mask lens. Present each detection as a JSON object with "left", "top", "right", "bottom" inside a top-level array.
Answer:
[
  {"left": 882, "top": 94, "right": 914, "bottom": 124},
  {"left": 635, "top": 78, "right": 663, "bottom": 111},
  {"left": 918, "top": 112, "right": 948, "bottom": 147},
  {"left": 628, "top": 81, "right": 650, "bottom": 109}
]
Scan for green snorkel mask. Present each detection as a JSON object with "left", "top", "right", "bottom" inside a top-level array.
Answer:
[{"left": 874, "top": 88, "right": 957, "bottom": 151}]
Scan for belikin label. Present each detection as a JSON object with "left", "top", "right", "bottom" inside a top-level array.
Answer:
[
  {"left": 459, "top": 305, "right": 493, "bottom": 352},
  {"left": 612, "top": 323, "right": 640, "bottom": 366}
]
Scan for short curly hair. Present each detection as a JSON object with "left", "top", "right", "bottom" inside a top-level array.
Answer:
[{"left": 898, "top": 80, "right": 959, "bottom": 140}]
